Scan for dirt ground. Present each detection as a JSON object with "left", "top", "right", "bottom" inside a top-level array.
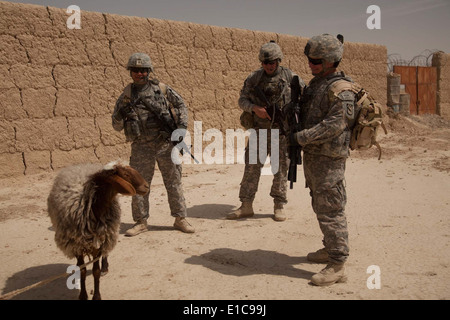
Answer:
[{"left": 1, "top": 113, "right": 449, "bottom": 301}]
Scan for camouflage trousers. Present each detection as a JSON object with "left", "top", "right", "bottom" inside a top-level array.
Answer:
[
  {"left": 303, "top": 153, "right": 349, "bottom": 264},
  {"left": 130, "top": 138, "right": 187, "bottom": 222},
  {"left": 239, "top": 129, "right": 289, "bottom": 205}
]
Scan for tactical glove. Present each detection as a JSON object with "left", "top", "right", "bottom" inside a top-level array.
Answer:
[{"left": 119, "top": 104, "right": 136, "bottom": 120}]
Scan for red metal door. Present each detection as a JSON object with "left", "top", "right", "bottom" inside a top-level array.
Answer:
[
  {"left": 417, "top": 67, "right": 437, "bottom": 114},
  {"left": 393, "top": 66, "right": 437, "bottom": 115}
]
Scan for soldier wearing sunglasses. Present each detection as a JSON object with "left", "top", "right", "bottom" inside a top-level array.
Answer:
[
  {"left": 291, "top": 34, "right": 352, "bottom": 286},
  {"left": 112, "top": 53, "right": 195, "bottom": 236},
  {"left": 228, "top": 41, "right": 305, "bottom": 222}
]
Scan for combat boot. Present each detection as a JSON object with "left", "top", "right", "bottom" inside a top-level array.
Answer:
[
  {"left": 307, "top": 248, "right": 329, "bottom": 263},
  {"left": 226, "top": 202, "right": 254, "bottom": 219},
  {"left": 174, "top": 217, "right": 195, "bottom": 233},
  {"left": 311, "top": 263, "right": 347, "bottom": 286},
  {"left": 125, "top": 220, "right": 148, "bottom": 237},
  {"left": 273, "top": 203, "right": 286, "bottom": 221}
]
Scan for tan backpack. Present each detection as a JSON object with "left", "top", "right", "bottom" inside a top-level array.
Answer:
[{"left": 329, "top": 80, "right": 388, "bottom": 160}]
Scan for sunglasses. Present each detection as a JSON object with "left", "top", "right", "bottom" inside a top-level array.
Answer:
[
  {"left": 263, "top": 60, "right": 278, "bottom": 65},
  {"left": 308, "top": 57, "right": 322, "bottom": 65},
  {"left": 130, "top": 68, "right": 149, "bottom": 74}
]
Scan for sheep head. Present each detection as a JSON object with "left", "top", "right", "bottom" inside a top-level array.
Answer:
[{"left": 104, "top": 161, "right": 149, "bottom": 196}]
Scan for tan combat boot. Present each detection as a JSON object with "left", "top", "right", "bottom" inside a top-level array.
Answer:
[
  {"left": 273, "top": 203, "right": 286, "bottom": 222},
  {"left": 311, "top": 263, "right": 347, "bottom": 286},
  {"left": 226, "top": 202, "right": 254, "bottom": 219},
  {"left": 174, "top": 217, "right": 195, "bottom": 233},
  {"left": 125, "top": 220, "right": 148, "bottom": 237},
  {"left": 307, "top": 248, "right": 329, "bottom": 263}
]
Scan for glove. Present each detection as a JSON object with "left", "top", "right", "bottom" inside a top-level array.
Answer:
[{"left": 119, "top": 104, "right": 134, "bottom": 120}]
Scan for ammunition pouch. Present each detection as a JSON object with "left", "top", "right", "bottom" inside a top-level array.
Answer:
[
  {"left": 124, "top": 118, "right": 141, "bottom": 142},
  {"left": 240, "top": 111, "right": 254, "bottom": 130}
]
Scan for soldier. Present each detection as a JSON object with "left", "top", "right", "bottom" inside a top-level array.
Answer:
[
  {"left": 112, "top": 53, "right": 194, "bottom": 236},
  {"left": 227, "top": 41, "right": 305, "bottom": 221},
  {"left": 291, "top": 34, "right": 352, "bottom": 286}
]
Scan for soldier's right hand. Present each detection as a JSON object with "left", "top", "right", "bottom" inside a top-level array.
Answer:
[{"left": 252, "top": 105, "right": 271, "bottom": 120}]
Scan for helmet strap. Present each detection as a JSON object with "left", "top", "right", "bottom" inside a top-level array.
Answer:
[{"left": 317, "top": 61, "right": 337, "bottom": 77}]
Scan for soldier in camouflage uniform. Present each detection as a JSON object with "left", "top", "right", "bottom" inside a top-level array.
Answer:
[
  {"left": 112, "top": 53, "right": 194, "bottom": 236},
  {"left": 227, "top": 41, "right": 305, "bottom": 222},
  {"left": 291, "top": 34, "right": 352, "bottom": 285}
]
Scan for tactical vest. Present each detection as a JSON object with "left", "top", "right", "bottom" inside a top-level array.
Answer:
[
  {"left": 120, "top": 80, "right": 168, "bottom": 142},
  {"left": 300, "top": 72, "right": 353, "bottom": 158},
  {"left": 240, "top": 67, "right": 294, "bottom": 130}
]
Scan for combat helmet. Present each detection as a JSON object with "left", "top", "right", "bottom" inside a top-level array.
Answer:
[
  {"left": 126, "top": 53, "right": 154, "bottom": 72},
  {"left": 259, "top": 41, "right": 284, "bottom": 62},
  {"left": 304, "top": 34, "right": 344, "bottom": 64}
]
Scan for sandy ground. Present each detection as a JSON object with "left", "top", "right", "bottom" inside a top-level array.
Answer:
[{"left": 1, "top": 114, "right": 449, "bottom": 301}]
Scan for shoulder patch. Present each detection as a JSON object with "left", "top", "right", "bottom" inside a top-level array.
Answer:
[
  {"left": 338, "top": 91, "right": 356, "bottom": 120},
  {"left": 338, "top": 90, "right": 355, "bottom": 101}
]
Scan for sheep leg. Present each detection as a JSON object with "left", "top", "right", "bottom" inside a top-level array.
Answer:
[
  {"left": 92, "top": 252, "right": 102, "bottom": 300},
  {"left": 101, "top": 256, "right": 109, "bottom": 275},
  {"left": 76, "top": 256, "right": 88, "bottom": 300}
]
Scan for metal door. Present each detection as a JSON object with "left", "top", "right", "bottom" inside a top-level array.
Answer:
[
  {"left": 393, "top": 66, "right": 437, "bottom": 115},
  {"left": 417, "top": 67, "right": 437, "bottom": 114}
]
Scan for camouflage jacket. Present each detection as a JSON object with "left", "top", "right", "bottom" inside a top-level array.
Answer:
[
  {"left": 296, "top": 71, "right": 354, "bottom": 158},
  {"left": 239, "top": 66, "right": 304, "bottom": 130},
  {"left": 112, "top": 80, "right": 188, "bottom": 142}
]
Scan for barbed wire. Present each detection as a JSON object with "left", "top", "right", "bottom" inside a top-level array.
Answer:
[{"left": 387, "top": 49, "right": 445, "bottom": 72}]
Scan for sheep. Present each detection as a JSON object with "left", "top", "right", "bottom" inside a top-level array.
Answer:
[{"left": 47, "top": 161, "right": 149, "bottom": 300}]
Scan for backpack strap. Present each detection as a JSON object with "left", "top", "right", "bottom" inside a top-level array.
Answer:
[
  {"left": 157, "top": 81, "right": 179, "bottom": 124},
  {"left": 328, "top": 79, "right": 361, "bottom": 97}
]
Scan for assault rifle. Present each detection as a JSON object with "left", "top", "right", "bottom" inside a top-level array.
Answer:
[
  {"left": 286, "top": 75, "right": 302, "bottom": 189},
  {"left": 159, "top": 109, "right": 200, "bottom": 164},
  {"left": 138, "top": 97, "right": 200, "bottom": 164},
  {"left": 253, "top": 87, "right": 288, "bottom": 136}
]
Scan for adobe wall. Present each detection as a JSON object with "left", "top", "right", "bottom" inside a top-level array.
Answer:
[
  {"left": 432, "top": 52, "right": 450, "bottom": 120},
  {"left": 0, "top": 1, "right": 387, "bottom": 178}
]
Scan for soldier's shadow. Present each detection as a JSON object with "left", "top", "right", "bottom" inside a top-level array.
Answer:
[
  {"left": 187, "top": 203, "right": 236, "bottom": 220},
  {"left": 185, "top": 248, "right": 315, "bottom": 280}
]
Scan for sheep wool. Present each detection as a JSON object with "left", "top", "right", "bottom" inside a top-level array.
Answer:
[{"left": 47, "top": 163, "right": 121, "bottom": 259}]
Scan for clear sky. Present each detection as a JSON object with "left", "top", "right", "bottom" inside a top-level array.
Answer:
[{"left": 5, "top": 0, "right": 450, "bottom": 62}]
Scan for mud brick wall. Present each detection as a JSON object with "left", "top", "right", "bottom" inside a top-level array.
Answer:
[
  {"left": 0, "top": 1, "right": 387, "bottom": 178},
  {"left": 433, "top": 52, "right": 450, "bottom": 120}
]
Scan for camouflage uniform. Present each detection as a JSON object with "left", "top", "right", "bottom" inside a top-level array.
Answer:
[
  {"left": 112, "top": 77, "right": 188, "bottom": 222},
  {"left": 238, "top": 66, "right": 300, "bottom": 206},
  {"left": 294, "top": 34, "right": 352, "bottom": 265},
  {"left": 297, "top": 71, "right": 353, "bottom": 264}
]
